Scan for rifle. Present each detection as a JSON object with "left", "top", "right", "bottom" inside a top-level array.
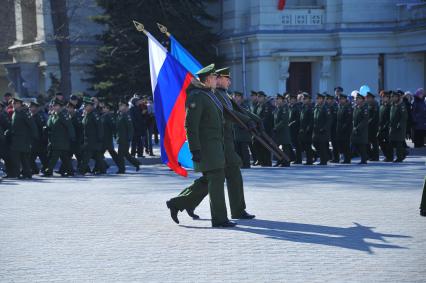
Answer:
[{"left": 226, "top": 98, "right": 290, "bottom": 162}]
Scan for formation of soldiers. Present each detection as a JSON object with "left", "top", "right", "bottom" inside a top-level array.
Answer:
[
  {"left": 0, "top": 92, "right": 158, "bottom": 179},
  {"left": 236, "top": 87, "right": 413, "bottom": 167}
]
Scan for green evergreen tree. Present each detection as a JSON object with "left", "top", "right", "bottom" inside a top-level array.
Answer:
[{"left": 88, "top": 0, "right": 219, "bottom": 102}]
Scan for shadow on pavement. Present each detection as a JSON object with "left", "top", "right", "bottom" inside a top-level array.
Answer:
[{"left": 182, "top": 219, "right": 411, "bottom": 254}]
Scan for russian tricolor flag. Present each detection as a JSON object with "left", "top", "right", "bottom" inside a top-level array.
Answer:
[{"left": 148, "top": 32, "right": 194, "bottom": 177}]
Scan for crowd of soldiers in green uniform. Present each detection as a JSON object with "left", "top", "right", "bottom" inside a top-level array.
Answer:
[
  {"left": 234, "top": 87, "right": 410, "bottom": 168},
  {"left": 0, "top": 92, "right": 150, "bottom": 179}
]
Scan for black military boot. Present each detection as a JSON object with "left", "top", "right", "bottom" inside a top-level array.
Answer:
[
  {"left": 420, "top": 209, "right": 426, "bottom": 217},
  {"left": 186, "top": 209, "right": 200, "bottom": 220},
  {"left": 166, "top": 200, "right": 179, "bottom": 224},
  {"left": 212, "top": 220, "right": 237, "bottom": 228}
]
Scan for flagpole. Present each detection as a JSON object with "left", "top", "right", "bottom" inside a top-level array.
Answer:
[
  {"left": 157, "top": 23, "right": 171, "bottom": 37},
  {"left": 133, "top": 20, "right": 148, "bottom": 36}
]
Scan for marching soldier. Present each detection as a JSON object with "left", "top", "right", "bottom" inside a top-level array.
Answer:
[
  {"left": 366, "top": 92, "right": 380, "bottom": 161},
  {"left": 116, "top": 100, "right": 140, "bottom": 173},
  {"left": 336, "top": 93, "right": 353, "bottom": 163},
  {"left": 101, "top": 102, "right": 120, "bottom": 168},
  {"left": 420, "top": 176, "right": 426, "bottom": 217},
  {"left": 255, "top": 91, "right": 274, "bottom": 166},
  {"left": 42, "top": 99, "right": 76, "bottom": 177},
  {"left": 389, "top": 91, "right": 408, "bottom": 162},
  {"left": 377, "top": 91, "right": 392, "bottom": 162},
  {"left": 29, "top": 101, "right": 48, "bottom": 174},
  {"left": 326, "top": 92, "right": 339, "bottom": 163},
  {"left": 288, "top": 93, "right": 302, "bottom": 164},
  {"left": 0, "top": 101, "right": 11, "bottom": 176},
  {"left": 299, "top": 93, "right": 314, "bottom": 165},
  {"left": 351, "top": 92, "right": 369, "bottom": 164},
  {"left": 312, "top": 92, "right": 331, "bottom": 165},
  {"left": 166, "top": 64, "right": 236, "bottom": 227},
  {"left": 79, "top": 97, "right": 106, "bottom": 175},
  {"left": 66, "top": 102, "right": 83, "bottom": 170},
  {"left": 233, "top": 91, "right": 252, "bottom": 169},
  {"left": 273, "top": 94, "right": 292, "bottom": 167},
  {"left": 5, "top": 98, "right": 39, "bottom": 179},
  {"left": 249, "top": 90, "right": 259, "bottom": 165}
]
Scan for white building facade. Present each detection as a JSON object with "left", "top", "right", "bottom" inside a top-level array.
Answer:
[
  {"left": 213, "top": 0, "right": 426, "bottom": 97},
  {"left": 0, "top": 0, "right": 102, "bottom": 97}
]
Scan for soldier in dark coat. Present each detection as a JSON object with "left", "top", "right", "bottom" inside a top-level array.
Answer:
[
  {"left": 312, "top": 92, "right": 331, "bottom": 165},
  {"left": 5, "top": 98, "right": 39, "bottom": 179},
  {"left": 288, "top": 94, "right": 302, "bottom": 164},
  {"left": 66, "top": 102, "right": 83, "bottom": 171},
  {"left": 42, "top": 99, "right": 76, "bottom": 177},
  {"left": 101, "top": 102, "right": 120, "bottom": 169},
  {"left": 273, "top": 94, "right": 292, "bottom": 167},
  {"left": 248, "top": 91, "right": 259, "bottom": 165},
  {"left": 116, "top": 100, "right": 140, "bottom": 173},
  {"left": 377, "top": 91, "right": 392, "bottom": 162},
  {"left": 233, "top": 91, "right": 251, "bottom": 169},
  {"left": 166, "top": 64, "right": 236, "bottom": 228},
  {"left": 0, "top": 101, "right": 11, "bottom": 176},
  {"left": 336, "top": 93, "right": 353, "bottom": 163},
  {"left": 255, "top": 91, "right": 274, "bottom": 166},
  {"left": 129, "top": 97, "right": 147, "bottom": 158},
  {"left": 79, "top": 97, "right": 106, "bottom": 175},
  {"left": 366, "top": 92, "right": 380, "bottom": 161},
  {"left": 351, "top": 92, "right": 369, "bottom": 164},
  {"left": 29, "top": 101, "right": 48, "bottom": 174},
  {"left": 326, "top": 93, "right": 339, "bottom": 163},
  {"left": 299, "top": 93, "right": 314, "bottom": 165},
  {"left": 389, "top": 91, "right": 408, "bottom": 162},
  {"left": 420, "top": 176, "right": 426, "bottom": 217}
]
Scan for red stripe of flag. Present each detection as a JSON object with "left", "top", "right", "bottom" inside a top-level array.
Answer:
[{"left": 278, "top": 0, "right": 286, "bottom": 10}]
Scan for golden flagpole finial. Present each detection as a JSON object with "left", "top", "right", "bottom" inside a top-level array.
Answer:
[
  {"left": 157, "top": 23, "right": 171, "bottom": 37},
  {"left": 133, "top": 20, "right": 147, "bottom": 34}
]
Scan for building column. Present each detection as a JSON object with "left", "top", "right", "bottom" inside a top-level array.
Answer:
[
  {"left": 319, "top": 56, "right": 331, "bottom": 93},
  {"left": 14, "top": 0, "right": 24, "bottom": 45},
  {"left": 35, "top": 0, "right": 45, "bottom": 41},
  {"left": 278, "top": 56, "right": 290, "bottom": 93}
]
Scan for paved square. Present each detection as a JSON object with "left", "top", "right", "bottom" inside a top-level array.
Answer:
[{"left": 0, "top": 150, "right": 425, "bottom": 282}]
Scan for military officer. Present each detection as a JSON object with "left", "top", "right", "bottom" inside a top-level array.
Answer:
[
  {"left": 66, "top": 102, "right": 83, "bottom": 171},
  {"left": 101, "top": 102, "right": 120, "bottom": 169},
  {"left": 326, "top": 92, "right": 339, "bottom": 163},
  {"left": 389, "top": 90, "right": 408, "bottom": 162},
  {"left": 351, "top": 92, "right": 369, "bottom": 164},
  {"left": 366, "top": 92, "right": 380, "bottom": 161},
  {"left": 312, "top": 92, "right": 331, "bottom": 165},
  {"left": 233, "top": 91, "right": 252, "bottom": 169},
  {"left": 377, "top": 91, "right": 392, "bottom": 162},
  {"left": 299, "top": 93, "right": 314, "bottom": 165},
  {"left": 29, "top": 101, "right": 48, "bottom": 174},
  {"left": 166, "top": 64, "right": 235, "bottom": 228},
  {"left": 249, "top": 90, "right": 259, "bottom": 165},
  {"left": 5, "top": 98, "right": 39, "bottom": 179},
  {"left": 336, "top": 93, "right": 353, "bottom": 163},
  {"left": 288, "top": 93, "right": 302, "bottom": 164},
  {"left": 255, "top": 91, "right": 274, "bottom": 166},
  {"left": 273, "top": 94, "right": 292, "bottom": 167},
  {"left": 116, "top": 100, "right": 140, "bottom": 174},
  {"left": 79, "top": 97, "right": 106, "bottom": 175},
  {"left": 0, "top": 101, "right": 11, "bottom": 175},
  {"left": 42, "top": 99, "right": 76, "bottom": 177}
]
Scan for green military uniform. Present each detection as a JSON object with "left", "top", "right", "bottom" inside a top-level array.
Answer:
[
  {"left": 233, "top": 93, "right": 252, "bottom": 168},
  {"left": 0, "top": 105, "right": 10, "bottom": 175},
  {"left": 169, "top": 67, "right": 253, "bottom": 222},
  {"left": 79, "top": 98, "right": 106, "bottom": 175},
  {"left": 367, "top": 93, "right": 380, "bottom": 161},
  {"left": 69, "top": 106, "right": 83, "bottom": 170},
  {"left": 326, "top": 93, "right": 339, "bottom": 162},
  {"left": 101, "top": 109, "right": 120, "bottom": 168},
  {"left": 116, "top": 107, "right": 140, "bottom": 173},
  {"left": 255, "top": 91, "right": 274, "bottom": 166},
  {"left": 299, "top": 95, "right": 314, "bottom": 165},
  {"left": 45, "top": 101, "right": 76, "bottom": 176},
  {"left": 288, "top": 98, "right": 301, "bottom": 163},
  {"left": 249, "top": 91, "right": 259, "bottom": 165},
  {"left": 336, "top": 95, "right": 353, "bottom": 163},
  {"left": 351, "top": 98, "right": 369, "bottom": 164},
  {"left": 30, "top": 104, "right": 48, "bottom": 174},
  {"left": 312, "top": 94, "right": 331, "bottom": 165},
  {"left": 273, "top": 96, "right": 292, "bottom": 166},
  {"left": 170, "top": 65, "right": 229, "bottom": 226},
  {"left": 389, "top": 96, "right": 408, "bottom": 162},
  {"left": 7, "top": 99, "right": 39, "bottom": 178},
  {"left": 378, "top": 97, "right": 392, "bottom": 161}
]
